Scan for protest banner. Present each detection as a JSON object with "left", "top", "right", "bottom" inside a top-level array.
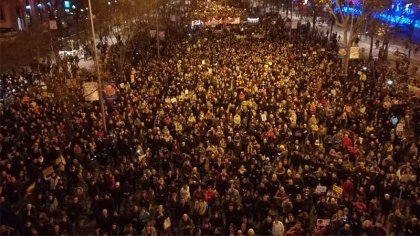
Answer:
[{"left": 83, "top": 82, "right": 99, "bottom": 101}]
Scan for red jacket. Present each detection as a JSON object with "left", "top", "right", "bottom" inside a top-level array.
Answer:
[
  {"left": 342, "top": 180, "right": 354, "bottom": 198},
  {"left": 342, "top": 136, "right": 353, "bottom": 149}
]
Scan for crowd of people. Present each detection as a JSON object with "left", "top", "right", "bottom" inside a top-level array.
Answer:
[
  {"left": 1, "top": 0, "right": 420, "bottom": 235},
  {"left": 188, "top": 0, "right": 245, "bottom": 22}
]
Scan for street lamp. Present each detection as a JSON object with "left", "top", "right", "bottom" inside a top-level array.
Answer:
[
  {"left": 156, "top": 0, "right": 160, "bottom": 59},
  {"left": 87, "top": 0, "right": 108, "bottom": 133}
]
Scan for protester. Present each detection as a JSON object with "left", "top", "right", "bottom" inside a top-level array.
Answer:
[{"left": 0, "top": 0, "right": 419, "bottom": 236}]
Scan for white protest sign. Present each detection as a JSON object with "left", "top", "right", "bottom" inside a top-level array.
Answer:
[{"left": 83, "top": 82, "right": 99, "bottom": 101}]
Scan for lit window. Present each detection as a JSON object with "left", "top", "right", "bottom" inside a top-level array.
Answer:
[
  {"left": 64, "top": 1, "right": 70, "bottom": 9},
  {"left": 0, "top": 6, "right": 5, "bottom": 21}
]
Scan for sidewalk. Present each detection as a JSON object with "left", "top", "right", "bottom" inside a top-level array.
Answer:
[
  {"left": 77, "top": 34, "right": 119, "bottom": 70},
  {"left": 317, "top": 22, "right": 420, "bottom": 63},
  {"left": 78, "top": 59, "right": 94, "bottom": 69},
  {"left": 79, "top": 15, "right": 420, "bottom": 79},
  {"left": 280, "top": 11, "right": 419, "bottom": 79},
  {"left": 282, "top": 11, "right": 419, "bottom": 62}
]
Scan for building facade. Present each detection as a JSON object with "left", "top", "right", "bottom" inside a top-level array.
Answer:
[
  {"left": 0, "top": 0, "right": 26, "bottom": 31},
  {"left": 0, "top": 0, "right": 64, "bottom": 32}
]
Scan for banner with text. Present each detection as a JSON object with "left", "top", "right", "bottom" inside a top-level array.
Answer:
[{"left": 350, "top": 47, "right": 360, "bottom": 59}]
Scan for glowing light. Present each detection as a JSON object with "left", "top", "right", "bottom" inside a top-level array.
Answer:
[
  {"left": 337, "top": 3, "right": 420, "bottom": 29},
  {"left": 64, "top": 1, "right": 70, "bottom": 9}
]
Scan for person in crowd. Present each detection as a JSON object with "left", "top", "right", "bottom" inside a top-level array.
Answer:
[{"left": 0, "top": 0, "right": 419, "bottom": 235}]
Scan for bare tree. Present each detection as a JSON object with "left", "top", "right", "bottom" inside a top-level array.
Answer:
[
  {"left": 86, "top": 0, "right": 155, "bottom": 80},
  {"left": 404, "top": 1, "right": 420, "bottom": 59},
  {"left": 366, "top": 17, "right": 382, "bottom": 59},
  {"left": 378, "top": 0, "right": 413, "bottom": 60},
  {"left": 306, "top": 0, "right": 329, "bottom": 31},
  {"left": 326, "top": 0, "right": 392, "bottom": 75}
]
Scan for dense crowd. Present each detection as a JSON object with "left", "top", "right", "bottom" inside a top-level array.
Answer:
[
  {"left": 1, "top": 2, "right": 420, "bottom": 236},
  {"left": 189, "top": 0, "right": 245, "bottom": 21}
]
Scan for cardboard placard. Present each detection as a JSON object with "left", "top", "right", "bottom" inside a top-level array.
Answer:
[
  {"left": 261, "top": 113, "right": 267, "bottom": 122},
  {"left": 316, "top": 185, "right": 327, "bottom": 193},
  {"left": 396, "top": 123, "right": 404, "bottom": 132},
  {"left": 49, "top": 20, "right": 58, "bottom": 30},
  {"left": 66, "top": 79, "right": 78, "bottom": 88},
  {"left": 332, "top": 185, "right": 343, "bottom": 196},
  {"left": 350, "top": 47, "right": 360, "bottom": 59},
  {"left": 42, "top": 166, "right": 54, "bottom": 177},
  {"left": 338, "top": 47, "right": 347, "bottom": 58},
  {"left": 83, "top": 82, "right": 99, "bottom": 101},
  {"left": 400, "top": 175, "right": 416, "bottom": 182}
]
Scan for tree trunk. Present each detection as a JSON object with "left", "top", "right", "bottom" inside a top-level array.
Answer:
[
  {"left": 312, "top": 13, "right": 316, "bottom": 32},
  {"left": 329, "top": 20, "right": 334, "bottom": 40},
  {"left": 369, "top": 35, "right": 374, "bottom": 59},
  {"left": 342, "top": 20, "right": 351, "bottom": 76},
  {"left": 408, "top": 46, "right": 412, "bottom": 59},
  {"left": 343, "top": 22, "right": 348, "bottom": 45},
  {"left": 343, "top": 51, "right": 350, "bottom": 76},
  {"left": 383, "top": 37, "right": 389, "bottom": 61},
  {"left": 264, "top": 0, "right": 267, "bottom": 15},
  {"left": 408, "top": 24, "right": 414, "bottom": 60}
]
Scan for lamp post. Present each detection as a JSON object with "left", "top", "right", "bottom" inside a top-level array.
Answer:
[
  {"left": 290, "top": 0, "right": 293, "bottom": 39},
  {"left": 156, "top": 0, "right": 160, "bottom": 59},
  {"left": 87, "top": 0, "right": 108, "bottom": 133},
  {"left": 291, "top": 0, "right": 294, "bottom": 18}
]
